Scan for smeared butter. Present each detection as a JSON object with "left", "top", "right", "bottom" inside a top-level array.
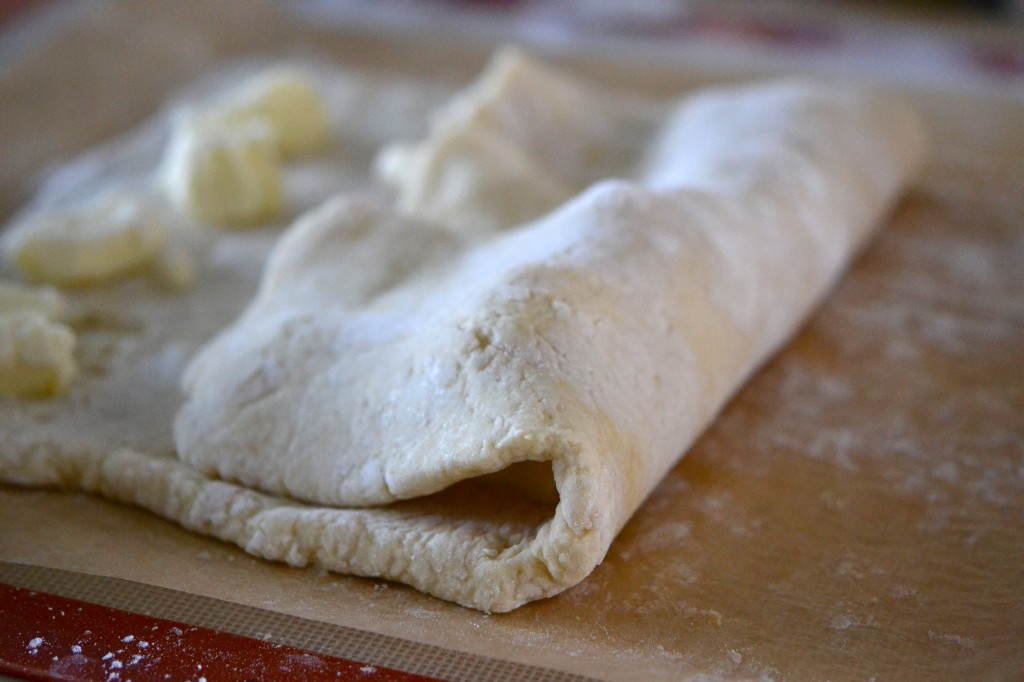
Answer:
[
  {"left": 0, "top": 312, "right": 76, "bottom": 398},
  {"left": 5, "top": 192, "right": 168, "bottom": 286}
]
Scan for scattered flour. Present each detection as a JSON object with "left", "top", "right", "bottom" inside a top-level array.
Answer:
[{"left": 928, "top": 631, "right": 977, "bottom": 651}]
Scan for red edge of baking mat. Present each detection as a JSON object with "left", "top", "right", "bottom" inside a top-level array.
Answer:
[
  {"left": 0, "top": 582, "right": 438, "bottom": 682},
  {"left": 0, "top": 562, "right": 596, "bottom": 682}
]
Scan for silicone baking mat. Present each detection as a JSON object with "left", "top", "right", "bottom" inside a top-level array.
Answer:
[{"left": 0, "top": 562, "right": 593, "bottom": 682}]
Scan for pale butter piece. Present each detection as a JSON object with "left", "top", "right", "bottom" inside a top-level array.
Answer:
[
  {"left": 211, "top": 69, "right": 334, "bottom": 158},
  {"left": 152, "top": 241, "right": 197, "bottom": 293},
  {"left": 0, "top": 312, "right": 77, "bottom": 398},
  {"left": 6, "top": 193, "right": 169, "bottom": 286},
  {"left": 162, "top": 117, "right": 284, "bottom": 227},
  {"left": 0, "top": 280, "right": 65, "bottom": 319}
]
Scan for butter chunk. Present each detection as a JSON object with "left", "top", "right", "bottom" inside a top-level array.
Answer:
[
  {"left": 5, "top": 193, "right": 168, "bottom": 287},
  {"left": 0, "top": 312, "right": 77, "bottom": 398},
  {"left": 0, "top": 280, "right": 65, "bottom": 319},
  {"left": 212, "top": 68, "right": 334, "bottom": 158},
  {"left": 162, "top": 117, "right": 284, "bottom": 227},
  {"left": 152, "top": 241, "right": 197, "bottom": 293}
]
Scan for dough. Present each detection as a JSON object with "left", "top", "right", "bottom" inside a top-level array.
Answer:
[
  {"left": 375, "top": 49, "right": 658, "bottom": 232},
  {"left": 0, "top": 56, "right": 926, "bottom": 612},
  {"left": 176, "top": 79, "right": 926, "bottom": 610}
]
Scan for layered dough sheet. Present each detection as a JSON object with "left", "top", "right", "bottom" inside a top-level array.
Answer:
[{"left": 0, "top": 51, "right": 926, "bottom": 612}]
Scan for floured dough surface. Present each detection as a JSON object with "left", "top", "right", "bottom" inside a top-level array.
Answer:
[
  {"left": 0, "top": 61, "right": 452, "bottom": 462},
  {"left": 0, "top": 53, "right": 926, "bottom": 612}
]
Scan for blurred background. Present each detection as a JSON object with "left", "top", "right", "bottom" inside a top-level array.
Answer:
[{"left": 275, "top": 0, "right": 1024, "bottom": 92}]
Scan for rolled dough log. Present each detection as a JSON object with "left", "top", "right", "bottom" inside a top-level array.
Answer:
[
  {"left": 171, "top": 78, "right": 927, "bottom": 611},
  {"left": 0, "top": 53, "right": 927, "bottom": 612}
]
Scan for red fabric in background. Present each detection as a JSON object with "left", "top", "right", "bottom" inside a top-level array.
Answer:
[{"left": 0, "top": 0, "right": 46, "bottom": 29}]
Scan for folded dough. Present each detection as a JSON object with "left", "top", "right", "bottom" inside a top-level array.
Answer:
[
  {"left": 173, "top": 76, "right": 927, "bottom": 611},
  {"left": 374, "top": 49, "right": 656, "bottom": 233}
]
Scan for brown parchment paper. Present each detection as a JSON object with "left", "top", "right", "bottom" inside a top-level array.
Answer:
[{"left": 1, "top": 2, "right": 1022, "bottom": 680}]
